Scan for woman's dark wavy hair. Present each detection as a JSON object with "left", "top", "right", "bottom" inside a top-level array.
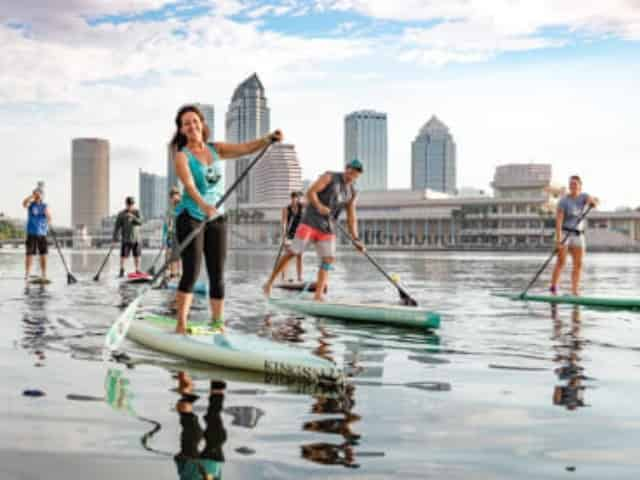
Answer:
[{"left": 170, "top": 104, "right": 211, "bottom": 152}]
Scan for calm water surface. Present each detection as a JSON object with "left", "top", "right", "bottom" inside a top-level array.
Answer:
[{"left": 1, "top": 248, "right": 640, "bottom": 479}]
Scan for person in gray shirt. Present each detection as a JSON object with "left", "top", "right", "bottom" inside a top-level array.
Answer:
[
  {"left": 112, "top": 196, "right": 143, "bottom": 277},
  {"left": 550, "top": 175, "right": 598, "bottom": 296}
]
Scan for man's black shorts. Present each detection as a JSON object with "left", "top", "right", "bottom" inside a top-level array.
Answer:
[
  {"left": 25, "top": 235, "right": 48, "bottom": 255},
  {"left": 121, "top": 242, "right": 141, "bottom": 258}
]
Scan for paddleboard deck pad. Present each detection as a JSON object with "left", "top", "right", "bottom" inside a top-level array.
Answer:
[
  {"left": 274, "top": 281, "right": 325, "bottom": 293},
  {"left": 269, "top": 297, "right": 440, "bottom": 329},
  {"left": 126, "top": 313, "right": 342, "bottom": 381},
  {"left": 167, "top": 280, "right": 208, "bottom": 295},
  {"left": 494, "top": 292, "right": 640, "bottom": 309},
  {"left": 125, "top": 272, "right": 152, "bottom": 284}
]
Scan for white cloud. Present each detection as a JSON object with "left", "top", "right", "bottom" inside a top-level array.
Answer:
[
  {"left": 314, "top": 0, "right": 640, "bottom": 64},
  {"left": 1, "top": 0, "right": 640, "bottom": 225}
]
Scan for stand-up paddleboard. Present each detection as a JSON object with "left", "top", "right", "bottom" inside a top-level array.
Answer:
[
  {"left": 167, "top": 280, "right": 208, "bottom": 295},
  {"left": 268, "top": 297, "right": 441, "bottom": 329},
  {"left": 274, "top": 281, "right": 326, "bottom": 293},
  {"left": 124, "top": 272, "right": 153, "bottom": 284},
  {"left": 494, "top": 292, "right": 640, "bottom": 310},
  {"left": 28, "top": 277, "right": 52, "bottom": 285},
  {"left": 126, "top": 313, "right": 342, "bottom": 381}
]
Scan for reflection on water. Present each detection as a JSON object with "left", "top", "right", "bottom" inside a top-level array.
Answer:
[
  {"left": 175, "top": 372, "right": 226, "bottom": 480},
  {"left": 302, "top": 383, "right": 363, "bottom": 469},
  {"left": 551, "top": 305, "right": 589, "bottom": 411},
  {"left": 3, "top": 250, "right": 640, "bottom": 478}
]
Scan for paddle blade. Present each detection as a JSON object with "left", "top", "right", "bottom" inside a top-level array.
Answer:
[
  {"left": 93, "top": 274, "right": 100, "bottom": 282},
  {"left": 147, "top": 266, "right": 156, "bottom": 276},
  {"left": 399, "top": 290, "right": 418, "bottom": 307},
  {"left": 67, "top": 273, "right": 78, "bottom": 285},
  {"left": 104, "top": 296, "right": 142, "bottom": 352}
]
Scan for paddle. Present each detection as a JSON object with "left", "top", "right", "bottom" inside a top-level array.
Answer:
[
  {"left": 333, "top": 221, "right": 418, "bottom": 307},
  {"left": 270, "top": 215, "right": 294, "bottom": 280},
  {"left": 519, "top": 205, "right": 594, "bottom": 299},
  {"left": 146, "top": 246, "right": 166, "bottom": 276},
  {"left": 104, "top": 140, "right": 275, "bottom": 352},
  {"left": 93, "top": 243, "right": 115, "bottom": 281},
  {"left": 49, "top": 227, "right": 78, "bottom": 284}
]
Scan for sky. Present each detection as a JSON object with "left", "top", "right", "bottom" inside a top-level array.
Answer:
[{"left": 1, "top": 0, "right": 639, "bottom": 226}]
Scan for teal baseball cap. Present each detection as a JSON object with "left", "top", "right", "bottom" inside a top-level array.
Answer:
[{"left": 346, "top": 158, "right": 363, "bottom": 172}]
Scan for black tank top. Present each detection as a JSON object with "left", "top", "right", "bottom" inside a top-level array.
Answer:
[
  {"left": 286, "top": 203, "right": 302, "bottom": 238},
  {"left": 301, "top": 172, "right": 357, "bottom": 234}
]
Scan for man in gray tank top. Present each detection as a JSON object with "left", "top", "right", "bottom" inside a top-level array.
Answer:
[{"left": 264, "top": 159, "right": 365, "bottom": 300}]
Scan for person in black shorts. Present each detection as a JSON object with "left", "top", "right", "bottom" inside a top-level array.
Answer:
[
  {"left": 112, "top": 196, "right": 143, "bottom": 277},
  {"left": 281, "top": 191, "right": 303, "bottom": 281},
  {"left": 22, "top": 186, "right": 51, "bottom": 282}
]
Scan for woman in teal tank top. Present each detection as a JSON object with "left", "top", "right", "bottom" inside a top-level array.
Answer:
[{"left": 170, "top": 104, "right": 282, "bottom": 334}]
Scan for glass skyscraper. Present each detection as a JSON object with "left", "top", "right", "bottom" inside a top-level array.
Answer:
[
  {"left": 344, "top": 110, "right": 388, "bottom": 191},
  {"left": 411, "top": 116, "right": 457, "bottom": 194},
  {"left": 225, "top": 73, "right": 270, "bottom": 208},
  {"left": 139, "top": 170, "right": 167, "bottom": 220}
]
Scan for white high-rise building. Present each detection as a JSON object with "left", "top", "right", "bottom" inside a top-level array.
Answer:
[
  {"left": 344, "top": 110, "right": 388, "bottom": 191},
  {"left": 411, "top": 116, "right": 457, "bottom": 194},
  {"left": 255, "top": 144, "right": 303, "bottom": 205},
  {"left": 225, "top": 73, "right": 270, "bottom": 208},
  {"left": 71, "top": 138, "right": 110, "bottom": 231}
]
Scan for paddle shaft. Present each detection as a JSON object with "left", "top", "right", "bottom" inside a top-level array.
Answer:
[
  {"left": 94, "top": 243, "right": 115, "bottom": 281},
  {"left": 149, "top": 141, "right": 275, "bottom": 285},
  {"left": 146, "top": 245, "right": 166, "bottom": 276},
  {"left": 271, "top": 214, "right": 294, "bottom": 275},
  {"left": 333, "top": 221, "right": 418, "bottom": 306},
  {"left": 519, "top": 205, "right": 593, "bottom": 298},
  {"left": 49, "top": 227, "right": 77, "bottom": 284}
]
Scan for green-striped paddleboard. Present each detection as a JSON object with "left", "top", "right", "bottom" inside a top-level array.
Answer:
[
  {"left": 268, "top": 297, "right": 441, "bottom": 329},
  {"left": 127, "top": 314, "right": 342, "bottom": 381},
  {"left": 495, "top": 292, "right": 640, "bottom": 310}
]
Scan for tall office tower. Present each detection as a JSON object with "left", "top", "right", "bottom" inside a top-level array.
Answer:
[
  {"left": 411, "top": 116, "right": 457, "bottom": 194},
  {"left": 139, "top": 170, "right": 168, "bottom": 219},
  {"left": 255, "top": 143, "right": 303, "bottom": 204},
  {"left": 71, "top": 138, "right": 110, "bottom": 230},
  {"left": 344, "top": 110, "right": 388, "bottom": 191},
  {"left": 225, "top": 73, "right": 270, "bottom": 208}
]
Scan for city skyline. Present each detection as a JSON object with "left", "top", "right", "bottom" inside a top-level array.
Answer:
[{"left": 2, "top": 2, "right": 640, "bottom": 225}]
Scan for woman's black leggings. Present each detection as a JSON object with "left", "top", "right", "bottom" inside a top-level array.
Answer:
[{"left": 176, "top": 212, "right": 226, "bottom": 299}]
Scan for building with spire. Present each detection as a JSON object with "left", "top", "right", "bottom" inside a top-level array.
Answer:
[
  {"left": 411, "top": 116, "right": 457, "bottom": 194},
  {"left": 225, "top": 73, "right": 270, "bottom": 208}
]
